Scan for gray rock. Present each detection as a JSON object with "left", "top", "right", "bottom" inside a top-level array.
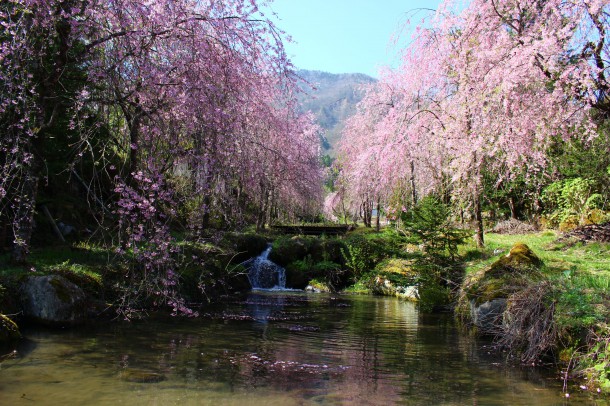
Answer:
[
  {"left": 470, "top": 298, "right": 507, "bottom": 332},
  {"left": 370, "top": 276, "right": 418, "bottom": 301},
  {"left": 20, "top": 275, "right": 88, "bottom": 326}
]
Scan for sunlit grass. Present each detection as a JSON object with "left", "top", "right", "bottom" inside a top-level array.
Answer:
[
  {"left": 0, "top": 243, "right": 115, "bottom": 279},
  {"left": 460, "top": 231, "right": 610, "bottom": 275}
]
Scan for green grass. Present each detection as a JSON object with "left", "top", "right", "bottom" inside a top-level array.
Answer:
[
  {"left": 342, "top": 279, "right": 371, "bottom": 294},
  {"left": 0, "top": 243, "right": 115, "bottom": 280},
  {"left": 461, "top": 231, "right": 610, "bottom": 276}
]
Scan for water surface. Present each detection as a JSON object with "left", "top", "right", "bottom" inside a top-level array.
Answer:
[{"left": 0, "top": 292, "right": 602, "bottom": 405}]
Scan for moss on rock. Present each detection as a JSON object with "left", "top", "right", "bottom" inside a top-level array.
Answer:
[
  {"left": 305, "top": 279, "right": 332, "bottom": 293},
  {"left": 458, "top": 243, "right": 544, "bottom": 329},
  {"left": 486, "top": 243, "right": 543, "bottom": 278},
  {"left": 465, "top": 243, "right": 544, "bottom": 305},
  {"left": 359, "top": 259, "right": 420, "bottom": 301}
]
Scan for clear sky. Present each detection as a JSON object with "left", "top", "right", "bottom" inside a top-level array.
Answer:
[{"left": 265, "top": 1, "right": 442, "bottom": 77}]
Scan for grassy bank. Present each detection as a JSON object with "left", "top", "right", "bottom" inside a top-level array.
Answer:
[
  {"left": 460, "top": 231, "right": 610, "bottom": 394},
  {"left": 461, "top": 231, "right": 610, "bottom": 275},
  {"left": 0, "top": 232, "right": 269, "bottom": 322},
  {"left": 2, "top": 226, "right": 609, "bottom": 395}
]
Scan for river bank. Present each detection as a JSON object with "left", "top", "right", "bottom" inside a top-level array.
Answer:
[{"left": 1, "top": 226, "right": 609, "bottom": 398}]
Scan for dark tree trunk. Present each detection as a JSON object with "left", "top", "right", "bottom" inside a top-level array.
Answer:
[
  {"left": 474, "top": 190, "right": 484, "bottom": 248},
  {"left": 410, "top": 160, "right": 418, "bottom": 206},
  {"left": 127, "top": 105, "right": 143, "bottom": 178},
  {"left": 256, "top": 186, "right": 269, "bottom": 232},
  {"left": 11, "top": 167, "right": 39, "bottom": 264},
  {"left": 201, "top": 194, "right": 211, "bottom": 229},
  {"left": 11, "top": 4, "right": 70, "bottom": 263},
  {"left": 361, "top": 198, "right": 372, "bottom": 228}
]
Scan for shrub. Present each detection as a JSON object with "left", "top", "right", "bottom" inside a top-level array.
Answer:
[
  {"left": 542, "top": 177, "right": 604, "bottom": 228},
  {"left": 398, "top": 196, "right": 470, "bottom": 260},
  {"left": 341, "top": 234, "right": 387, "bottom": 278}
]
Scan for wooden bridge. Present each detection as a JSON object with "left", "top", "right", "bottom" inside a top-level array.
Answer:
[{"left": 270, "top": 224, "right": 353, "bottom": 236}]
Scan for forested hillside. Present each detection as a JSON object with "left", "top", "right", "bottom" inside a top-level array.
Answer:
[{"left": 297, "top": 70, "right": 376, "bottom": 155}]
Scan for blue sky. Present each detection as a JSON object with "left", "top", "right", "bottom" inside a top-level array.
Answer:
[{"left": 265, "top": 1, "right": 442, "bottom": 77}]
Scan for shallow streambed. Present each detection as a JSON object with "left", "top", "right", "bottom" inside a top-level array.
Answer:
[{"left": 0, "top": 292, "right": 602, "bottom": 405}]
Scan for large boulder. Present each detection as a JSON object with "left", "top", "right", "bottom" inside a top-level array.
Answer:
[
  {"left": 459, "top": 243, "right": 544, "bottom": 332},
  {"left": 20, "top": 275, "right": 88, "bottom": 326}
]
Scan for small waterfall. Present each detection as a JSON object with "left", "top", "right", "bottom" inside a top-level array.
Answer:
[{"left": 247, "top": 245, "right": 287, "bottom": 290}]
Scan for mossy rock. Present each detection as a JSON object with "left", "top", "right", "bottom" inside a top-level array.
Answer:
[
  {"left": 367, "top": 274, "right": 419, "bottom": 301},
  {"left": 364, "top": 259, "right": 420, "bottom": 300},
  {"left": 374, "top": 258, "right": 418, "bottom": 279},
  {"left": 319, "top": 239, "right": 347, "bottom": 264},
  {"left": 305, "top": 279, "right": 332, "bottom": 293},
  {"left": 486, "top": 243, "right": 543, "bottom": 277},
  {"left": 459, "top": 243, "right": 544, "bottom": 331},
  {"left": 465, "top": 243, "right": 544, "bottom": 305},
  {"left": 119, "top": 368, "right": 166, "bottom": 383},
  {"left": 285, "top": 262, "right": 317, "bottom": 290},
  {"left": 0, "top": 314, "right": 21, "bottom": 344}
]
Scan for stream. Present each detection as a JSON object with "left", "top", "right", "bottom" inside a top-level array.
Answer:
[{"left": 0, "top": 292, "right": 602, "bottom": 405}]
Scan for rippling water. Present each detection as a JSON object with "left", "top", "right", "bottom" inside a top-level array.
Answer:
[{"left": 0, "top": 292, "right": 603, "bottom": 405}]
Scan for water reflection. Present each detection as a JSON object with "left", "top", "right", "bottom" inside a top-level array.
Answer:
[{"left": 0, "top": 293, "right": 604, "bottom": 405}]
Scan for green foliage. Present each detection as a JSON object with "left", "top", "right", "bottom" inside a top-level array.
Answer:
[
  {"left": 341, "top": 234, "right": 387, "bottom": 278},
  {"left": 417, "top": 278, "right": 451, "bottom": 312},
  {"left": 270, "top": 236, "right": 310, "bottom": 266},
  {"left": 342, "top": 279, "right": 371, "bottom": 294},
  {"left": 399, "top": 196, "right": 470, "bottom": 260},
  {"left": 219, "top": 232, "right": 268, "bottom": 263},
  {"left": 542, "top": 177, "right": 604, "bottom": 227},
  {"left": 579, "top": 326, "right": 610, "bottom": 391},
  {"left": 271, "top": 235, "right": 348, "bottom": 289},
  {"left": 547, "top": 131, "right": 610, "bottom": 195},
  {"left": 481, "top": 171, "right": 531, "bottom": 220}
]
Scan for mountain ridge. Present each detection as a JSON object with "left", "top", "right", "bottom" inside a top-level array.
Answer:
[{"left": 296, "top": 69, "right": 377, "bottom": 155}]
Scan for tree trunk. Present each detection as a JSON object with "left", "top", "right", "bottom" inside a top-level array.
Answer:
[
  {"left": 362, "top": 199, "right": 372, "bottom": 228},
  {"left": 508, "top": 197, "right": 517, "bottom": 220},
  {"left": 473, "top": 190, "right": 484, "bottom": 248},
  {"left": 410, "top": 160, "right": 418, "bottom": 206},
  {"left": 375, "top": 197, "right": 381, "bottom": 232},
  {"left": 256, "top": 186, "right": 269, "bottom": 232},
  {"left": 127, "top": 106, "right": 143, "bottom": 178},
  {"left": 9, "top": 2, "right": 75, "bottom": 263},
  {"left": 11, "top": 168, "right": 39, "bottom": 264},
  {"left": 201, "top": 194, "right": 211, "bottom": 230}
]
